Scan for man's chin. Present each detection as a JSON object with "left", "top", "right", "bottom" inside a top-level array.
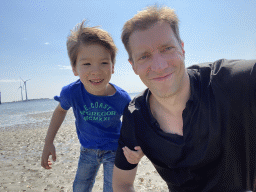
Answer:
[{"left": 150, "top": 88, "right": 175, "bottom": 99}]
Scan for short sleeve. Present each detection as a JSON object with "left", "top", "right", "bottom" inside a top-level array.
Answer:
[
  {"left": 54, "top": 85, "right": 72, "bottom": 110},
  {"left": 115, "top": 106, "right": 139, "bottom": 170}
]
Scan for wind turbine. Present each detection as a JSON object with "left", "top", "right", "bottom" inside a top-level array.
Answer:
[
  {"left": 20, "top": 77, "right": 31, "bottom": 101},
  {"left": 18, "top": 81, "right": 23, "bottom": 101}
]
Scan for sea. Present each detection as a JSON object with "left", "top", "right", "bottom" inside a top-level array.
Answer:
[{"left": 0, "top": 92, "right": 140, "bottom": 130}]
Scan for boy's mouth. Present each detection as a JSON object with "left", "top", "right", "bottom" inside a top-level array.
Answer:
[{"left": 89, "top": 79, "right": 104, "bottom": 84}]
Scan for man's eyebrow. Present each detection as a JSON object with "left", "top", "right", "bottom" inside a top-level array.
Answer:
[
  {"left": 134, "top": 51, "right": 150, "bottom": 59},
  {"left": 159, "top": 41, "right": 174, "bottom": 48},
  {"left": 133, "top": 41, "right": 176, "bottom": 58}
]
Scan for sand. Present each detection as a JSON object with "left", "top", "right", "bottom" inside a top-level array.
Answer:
[{"left": 0, "top": 111, "right": 168, "bottom": 191}]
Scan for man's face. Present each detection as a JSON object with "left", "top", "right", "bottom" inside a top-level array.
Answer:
[{"left": 129, "top": 21, "right": 186, "bottom": 98}]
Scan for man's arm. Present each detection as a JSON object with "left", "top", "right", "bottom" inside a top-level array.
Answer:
[
  {"left": 113, "top": 165, "right": 138, "bottom": 192},
  {"left": 113, "top": 102, "right": 141, "bottom": 191},
  {"left": 251, "top": 61, "right": 256, "bottom": 115}
]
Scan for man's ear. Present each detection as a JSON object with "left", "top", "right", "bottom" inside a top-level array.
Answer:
[
  {"left": 112, "top": 64, "right": 115, "bottom": 74},
  {"left": 181, "top": 41, "right": 185, "bottom": 56},
  {"left": 128, "top": 59, "right": 138, "bottom": 75}
]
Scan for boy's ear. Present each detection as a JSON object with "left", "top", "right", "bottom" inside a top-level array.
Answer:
[
  {"left": 128, "top": 59, "right": 138, "bottom": 75},
  {"left": 72, "top": 66, "right": 78, "bottom": 76}
]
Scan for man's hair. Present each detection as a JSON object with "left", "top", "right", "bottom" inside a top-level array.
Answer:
[
  {"left": 122, "top": 5, "right": 181, "bottom": 62},
  {"left": 67, "top": 20, "right": 117, "bottom": 67}
]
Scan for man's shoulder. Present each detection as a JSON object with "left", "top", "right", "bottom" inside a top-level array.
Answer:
[
  {"left": 188, "top": 59, "right": 256, "bottom": 82},
  {"left": 188, "top": 59, "right": 256, "bottom": 102},
  {"left": 211, "top": 59, "right": 255, "bottom": 86},
  {"left": 119, "top": 90, "right": 148, "bottom": 150},
  {"left": 188, "top": 59, "right": 256, "bottom": 74},
  {"left": 127, "top": 89, "right": 148, "bottom": 112}
]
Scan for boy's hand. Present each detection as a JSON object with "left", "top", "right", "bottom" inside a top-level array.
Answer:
[
  {"left": 122, "top": 146, "right": 144, "bottom": 164},
  {"left": 41, "top": 143, "right": 56, "bottom": 169}
]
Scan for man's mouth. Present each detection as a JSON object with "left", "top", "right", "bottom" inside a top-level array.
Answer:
[{"left": 152, "top": 73, "right": 173, "bottom": 81}]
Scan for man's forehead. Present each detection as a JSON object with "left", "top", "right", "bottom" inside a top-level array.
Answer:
[
  {"left": 130, "top": 33, "right": 177, "bottom": 55},
  {"left": 130, "top": 23, "right": 176, "bottom": 45}
]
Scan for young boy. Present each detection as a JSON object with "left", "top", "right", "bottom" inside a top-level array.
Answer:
[{"left": 41, "top": 20, "right": 139, "bottom": 192}]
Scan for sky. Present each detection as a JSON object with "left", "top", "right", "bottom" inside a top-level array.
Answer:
[{"left": 0, "top": 0, "right": 255, "bottom": 103}]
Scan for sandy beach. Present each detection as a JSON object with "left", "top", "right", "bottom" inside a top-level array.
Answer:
[{"left": 0, "top": 110, "right": 168, "bottom": 191}]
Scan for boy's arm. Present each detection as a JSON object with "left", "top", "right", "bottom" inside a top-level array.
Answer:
[
  {"left": 41, "top": 104, "right": 67, "bottom": 169},
  {"left": 123, "top": 146, "right": 144, "bottom": 164},
  {"left": 112, "top": 165, "right": 137, "bottom": 192}
]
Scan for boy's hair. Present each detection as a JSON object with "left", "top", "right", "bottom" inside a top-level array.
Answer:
[
  {"left": 122, "top": 5, "right": 181, "bottom": 62},
  {"left": 67, "top": 20, "right": 117, "bottom": 67}
]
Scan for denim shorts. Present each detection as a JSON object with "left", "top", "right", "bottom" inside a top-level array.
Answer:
[{"left": 73, "top": 146, "right": 116, "bottom": 192}]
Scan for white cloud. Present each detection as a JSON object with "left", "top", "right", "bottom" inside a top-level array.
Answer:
[
  {"left": 44, "top": 42, "right": 50, "bottom": 45},
  {"left": 58, "top": 65, "right": 72, "bottom": 70},
  {"left": 0, "top": 79, "right": 20, "bottom": 83}
]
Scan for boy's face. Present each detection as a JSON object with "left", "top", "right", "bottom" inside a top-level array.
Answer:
[{"left": 72, "top": 44, "right": 114, "bottom": 96}]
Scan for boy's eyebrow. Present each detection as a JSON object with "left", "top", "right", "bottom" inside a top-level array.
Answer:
[
  {"left": 100, "top": 57, "right": 111, "bottom": 61},
  {"left": 78, "top": 57, "right": 110, "bottom": 62},
  {"left": 78, "top": 57, "right": 88, "bottom": 62}
]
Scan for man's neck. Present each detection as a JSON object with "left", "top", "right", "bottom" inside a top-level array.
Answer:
[{"left": 150, "top": 72, "right": 191, "bottom": 116}]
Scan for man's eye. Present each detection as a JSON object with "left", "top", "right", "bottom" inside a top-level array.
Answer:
[
  {"left": 102, "top": 62, "right": 109, "bottom": 65},
  {"left": 164, "top": 47, "right": 173, "bottom": 51},
  {"left": 84, "top": 63, "right": 91, "bottom": 65}
]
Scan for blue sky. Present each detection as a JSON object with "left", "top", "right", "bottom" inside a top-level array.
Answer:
[{"left": 0, "top": 0, "right": 255, "bottom": 102}]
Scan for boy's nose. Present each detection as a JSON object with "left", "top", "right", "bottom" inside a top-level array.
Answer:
[
  {"left": 91, "top": 65, "right": 101, "bottom": 74},
  {"left": 151, "top": 53, "right": 168, "bottom": 72}
]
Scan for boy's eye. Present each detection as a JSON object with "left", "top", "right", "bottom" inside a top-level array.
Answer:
[
  {"left": 83, "top": 63, "right": 91, "bottom": 65},
  {"left": 102, "top": 62, "right": 109, "bottom": 65}
]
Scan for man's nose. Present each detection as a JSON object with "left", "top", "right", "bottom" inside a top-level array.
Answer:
[{"left": 151, "top": 53, "right": 168, "bottom": 71}]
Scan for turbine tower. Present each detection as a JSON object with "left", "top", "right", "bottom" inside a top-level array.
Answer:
[
  {"left": 18, "top": 81, "right": 23, "bottom": 101},
  {"left": 20, "top": 77, "right": 31, "bottom": 101}
]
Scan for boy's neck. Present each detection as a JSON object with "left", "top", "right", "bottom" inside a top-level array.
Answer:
[{"left": 106, "top": 83, "right": 116, "bottom": 96}]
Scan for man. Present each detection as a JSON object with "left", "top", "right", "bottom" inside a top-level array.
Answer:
[{"left": 113, "top": 5, "right": 256, "bottom": 192}]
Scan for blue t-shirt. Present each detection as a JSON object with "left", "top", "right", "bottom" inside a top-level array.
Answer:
[{"left": 54, "top": 80, "right": 131, "bottom": 151}]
